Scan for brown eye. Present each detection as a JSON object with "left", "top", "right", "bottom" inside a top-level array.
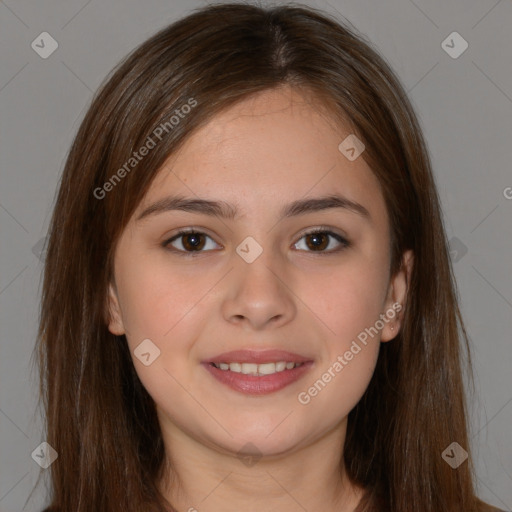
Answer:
[
  {"left": 165, "top": 230, "right": 219, "bottom": 253},
  {"left": 294, "top": 230, "right": 349, "bottom": 253},
  {"left": 181, "top": 232, "right": 206, "bottom": 251},
  {"left": 305, "top": 232, "right": 329, "bottom": 251}
]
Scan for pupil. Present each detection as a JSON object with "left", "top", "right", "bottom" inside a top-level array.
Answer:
[
  {"left": 184, "top": 233, "right": 204, "bottom": 251},
  {"left": 307, "top": 233, "right": 327, "bottom": 250}
]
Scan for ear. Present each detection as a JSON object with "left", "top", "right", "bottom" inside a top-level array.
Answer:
[
  {"left": 106, "top": 281, "right": 126, "bottom": 335},
  {"left": 380, "top": 249, "right": 413, "bottom": 342}
]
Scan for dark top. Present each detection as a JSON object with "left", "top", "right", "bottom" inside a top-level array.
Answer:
[
  {"left": 41, "top": 505, "right": 508, "bottom": 511},
  {"left": 41, "top": 508, "right": 509, "bottom": 512}
]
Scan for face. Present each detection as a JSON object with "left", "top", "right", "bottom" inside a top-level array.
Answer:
[{"left": 107, "top": 86, "right": 412, "bottom": 459}]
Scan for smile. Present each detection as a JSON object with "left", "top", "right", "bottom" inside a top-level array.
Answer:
[
  {"left": 210, "top": 361, "right": 304, "bottom": 375},
  {"left": 203, "top": 349, "right": 314, "bottom": 395}
]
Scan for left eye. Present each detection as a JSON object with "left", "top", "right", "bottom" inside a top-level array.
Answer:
[
  {"left": 293, "top": 230, "right": 349, "bottom": 252},
  {"left": 163, "top": 229, "right": 349, "bottom": 254}
]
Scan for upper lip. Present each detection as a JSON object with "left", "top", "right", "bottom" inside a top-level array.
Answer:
[{"left": 204, "top": 349, "right": 313, "bottom": 364}]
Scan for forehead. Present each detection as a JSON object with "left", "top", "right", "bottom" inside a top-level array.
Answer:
[{"left": 137, "top": 86, "right": 386, "bottom": 223}]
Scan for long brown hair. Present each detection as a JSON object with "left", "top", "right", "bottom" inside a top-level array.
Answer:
[{"left": 34, "top": 2, "right": 496, "bottom": 511}]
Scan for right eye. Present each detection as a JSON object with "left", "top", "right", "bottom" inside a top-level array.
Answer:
[{"left": 163, "top": 229, "right": 221, "bottom": 254}]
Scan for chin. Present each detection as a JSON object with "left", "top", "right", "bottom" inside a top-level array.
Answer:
[{"left": 206, "top": 419, "right": 308, "bottom": 459}]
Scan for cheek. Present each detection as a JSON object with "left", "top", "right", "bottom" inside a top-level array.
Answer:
[
  {"left": 116, "top": 253, "right": 206, "bottom": 338},
  {"left": 296, "top": 265, "right": 383, "bottom": 418},
  {"left": 303, "top": 254, "right": 389, "bottom": 345},
  {"left": 293, "top": 251, "right": 387, "bottom": 412},
  {"left": 115, "top": 259, "right": 211, "bottom": 412},
  {"left": 298, "top": 346, "right": 379, "bottom": 424}
]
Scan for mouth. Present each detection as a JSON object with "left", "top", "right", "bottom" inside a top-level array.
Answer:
[
  {"left": 209, "top": 360, "right": 305, "bottom": 375},
  {"left": 202, "top": 349, "right": 314, "bottom": 395}
]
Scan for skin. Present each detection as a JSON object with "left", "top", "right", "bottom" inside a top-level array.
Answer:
[{"left": 107, "top": 85, "right": 413, "bottom": 512}]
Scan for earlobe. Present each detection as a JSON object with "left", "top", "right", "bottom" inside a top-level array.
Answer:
[
  {"left": 106, "top": 282, "right": 125, "bottom": 335},
  {"left": 381, "top": 249, "right": 414, "bottom": 342}
]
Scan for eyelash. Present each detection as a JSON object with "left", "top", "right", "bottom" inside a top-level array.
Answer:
[{"left": 162, "top": 226, "right": 350, "bottom": 256}]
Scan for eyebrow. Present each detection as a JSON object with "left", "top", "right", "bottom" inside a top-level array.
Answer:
[{"left": 136, "top": 194, "right": 371, "bottom": 222}]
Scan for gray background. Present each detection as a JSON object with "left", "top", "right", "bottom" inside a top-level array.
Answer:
[{"left": 0, "top": 0, "right": 511, "bottom": 510}]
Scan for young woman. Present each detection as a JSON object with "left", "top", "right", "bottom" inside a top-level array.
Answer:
[{"left": 35, "top": 2, "right": 504, "bottom": 511}]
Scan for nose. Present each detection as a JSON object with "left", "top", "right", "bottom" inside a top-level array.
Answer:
[{"left": 221, "top": 251, "right": 297, "bottom": 331}]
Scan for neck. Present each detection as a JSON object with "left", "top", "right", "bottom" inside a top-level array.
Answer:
[{"left": 156, "top": 415, "right": 364, "bottom": 512}]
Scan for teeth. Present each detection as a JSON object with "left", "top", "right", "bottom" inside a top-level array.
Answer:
[
  {"left": 275, "top": 361, "right": 287, "bottom": 372},
  {"left": 212, "top": 361, "right": 303, "bottom": 375},
  {"left": 230, "top": 362, "right": 242, "bottom": 373}
]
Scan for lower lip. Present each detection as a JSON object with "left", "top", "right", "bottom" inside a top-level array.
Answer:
[{"left": 202, "top": 362, "right": 314, "bottom": 395}]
